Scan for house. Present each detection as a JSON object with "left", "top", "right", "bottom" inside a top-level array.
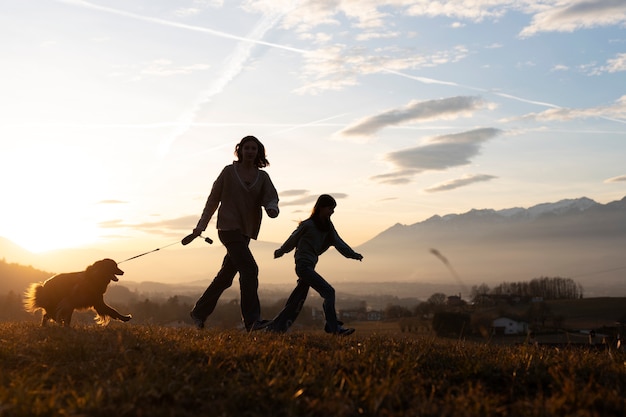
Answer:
[{"left": 492, "top": 317, "right": 528, "bottom": 335}]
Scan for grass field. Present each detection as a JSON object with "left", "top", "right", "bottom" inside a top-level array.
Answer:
[{"left": 1, "top": 321, "right": 625, "bottom": 417}]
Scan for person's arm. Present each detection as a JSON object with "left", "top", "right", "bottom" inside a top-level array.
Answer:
[
  {"left": 274, "top": 222, "right": 306, "bottom": 258},
  {"left": 261, "top": 171, "right": 279, "bottom": 218},
  {"left": 331, "top": 224, "right": 363, "bottom": 261},
  {"left": 193, "top": 167, "right": 226, "bottom": 234}
]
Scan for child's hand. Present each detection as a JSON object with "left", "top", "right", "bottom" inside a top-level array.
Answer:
[
  {"left": 274, "top": 249, "right": 284, "bottom": 259},
  {"left": 354, "top": 253, "right": 363, "bottom": 261}
]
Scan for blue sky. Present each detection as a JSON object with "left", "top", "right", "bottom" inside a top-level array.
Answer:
[{"left": 1, "top": 0, "right": 625, "bottom": 253}]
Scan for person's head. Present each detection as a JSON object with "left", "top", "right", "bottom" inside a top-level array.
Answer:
[
  {"left": 311, "top": 194, "right": 336, "bottom": 223},
  {"left": 235, "top": 135, "right": 269, "bottom": 168}
]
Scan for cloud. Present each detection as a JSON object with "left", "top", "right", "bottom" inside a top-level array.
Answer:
[
  {"left": 404, "top": 0, "right": 510, "bottom": 22},
  {"left": 97, "top": 200, "right": 127, "bottom": 205},
  {"left": 265, "top": 0, "right": 626, "bottom": 41},
  {"left": 590, "top": 52, "right": 626, "bottom": 75},
  {"left": 141, "top": 59, "right": 211, "bottom": 77},
  {"left": 372, "top": 127, "right": 503, "bottom": 184},
  {"left": 508, "top": 95, "right": 626, "bottom": 123},
  {"left": 519, "top": 0, "right": 626, "bottom": 38},
  {"left": 551, "top": 64, "right": 570, "bottom": 72},
  {"left": 369, "top": 170, "right": 417, "bottom": 185},
  {"left": 294, "top": 45, "right": 469, "bottom": 95},
  {"left": 274, "top": 0, "right": 391, "bottom": 32},
  {"left": 280, "top": 191, "right": 349, "bottom": 207},
  {"left": 338, "top": 96, "right": 493, "bottom": 138},
  {"left": 278, "top": 0, "right": 509, "bottom": 31},
  {"left": 604, "top": 174, "right": 626, "bottom": 183},
  {"left": 99, "top": 215, "right": 198, "bottom": 232},
  {"left": 280, "top": 189, "right": 309, "bottom": 197},
  {"left": 424, "top": 174, "right": 498, "bottom": 193}
]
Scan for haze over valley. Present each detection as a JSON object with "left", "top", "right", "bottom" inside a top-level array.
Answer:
[{"left": 2, "top": 196, "right": 624, "bottom": 300}]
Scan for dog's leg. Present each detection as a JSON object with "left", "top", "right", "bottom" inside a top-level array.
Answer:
[
  {"left": 94, "top": 302, "right": 132, "bottom": 323},
  {"left": 55, "top": 299, "right": 74, "bottom": 327},
  {"left": 41, "top": 312, "right": 50, "bottom": 326},
  {"left": 62, "top": 310, "right": 74, "bottom": 327}
]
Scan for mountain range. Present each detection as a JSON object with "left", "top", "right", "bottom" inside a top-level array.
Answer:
[{"left": 2, "top": 196, "right": 625, "bottom": 299}]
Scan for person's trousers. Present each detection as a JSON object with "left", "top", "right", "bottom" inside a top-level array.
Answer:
[
  {"left": 271, "top": 261, "right": 339, "bottom": 333},
  {"left": 192, "top": 230, "right": 260, "bottom": 329}
]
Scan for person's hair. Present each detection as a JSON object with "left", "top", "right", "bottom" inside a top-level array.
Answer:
[
  {"left": 309, "top": 194, "right": 336, "bottom": 231},
  {"left": 234, "top": 135, "right": 269, "bottom": 168}
]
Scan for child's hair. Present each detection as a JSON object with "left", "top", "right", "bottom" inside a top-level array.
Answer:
[
  {"left": 310, "top": 194, "right": 336, "bottom": 231},
  {"left": 234, "top": 135, "right": 269, "bottom": 168}
]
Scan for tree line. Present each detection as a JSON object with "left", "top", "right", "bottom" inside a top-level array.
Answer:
[{"left": 471, "top": 276, "right": 583, "bottom": 302}]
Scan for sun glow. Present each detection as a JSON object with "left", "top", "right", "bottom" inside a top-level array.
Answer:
[{"left": 1, "top": 143, "right": 108, "bottom": 253}]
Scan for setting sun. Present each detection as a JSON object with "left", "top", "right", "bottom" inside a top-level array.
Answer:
[{"left": 1, "top": 143, "right": 108, "bottom": 253}]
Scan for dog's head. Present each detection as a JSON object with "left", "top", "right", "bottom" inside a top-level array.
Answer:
[{"left": 88, "top": 258, "right": 124, "bottom": 281}]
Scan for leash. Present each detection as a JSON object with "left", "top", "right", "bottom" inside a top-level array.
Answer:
[{"left": 119, "top": 235, "right": 213, "bottom": 264}]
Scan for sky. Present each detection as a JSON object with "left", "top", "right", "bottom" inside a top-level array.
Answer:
[{"left": 1, "top": 0, "right": 625, "bottom": 254}]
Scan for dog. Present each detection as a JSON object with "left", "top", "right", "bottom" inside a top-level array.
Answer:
[{"left": 23, "top": 258, "right": 132, "bottom": 327}]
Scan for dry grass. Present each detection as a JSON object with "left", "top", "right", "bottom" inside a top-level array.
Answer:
[{"left": 1, "top": 322, "right": 625, "bottom": 417}]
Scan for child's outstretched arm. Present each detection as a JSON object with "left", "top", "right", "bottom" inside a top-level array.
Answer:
[
  {"left": 274, "top": 222, "right": 305, "bottom": 258},
  {"left": 331, "top": 225, "right": 363, "bottom": 261}
]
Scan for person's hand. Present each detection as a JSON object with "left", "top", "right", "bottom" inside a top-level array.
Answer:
[
  {"left": 266, "top": 208, "right": 278, "bottom": 218},
  {"left": 274, "top": 249, "right": 283, "bottom": 259},
  {"left": 182, "top": 231, "right": 200, "bottom": 246},
  {"left": 354, "top": 253, "right": 363, "bottom": 261}
]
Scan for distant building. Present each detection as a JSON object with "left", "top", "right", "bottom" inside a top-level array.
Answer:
[
  {"left": 446, "top": 295, "right": 466, "bottom": 307},
  {"left": 366, "top": 310, "right": 382, "bottom": 321},
  {"left": 492, "top": 317, "right": 528, "bottom": 335}
]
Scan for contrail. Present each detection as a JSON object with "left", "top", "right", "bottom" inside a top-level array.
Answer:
[
  {"left": 265, "top": 113, "right": 351, "bottom": 137},
  {"left": 157, "top": 8, "right": 295, "bottom": 156},
  {"left": 492, "top": 92, "right": 560, "bottom": 109},
  {"left": 385, "top": 68, "right": 626, "bottom": 125},
  {"left": 383, "top": 68, "right": 561, "bottom": 109},
  {"left": 384, "top": 68, "right": 560, "bottom": 109},
  {"left": 55, "top": 0, "right": 310, "bottom": 156},
  {"left": 57, "top": 0, "right": 309, "bottom": 55},
  {"left": 383, "top": 68, "right": 486, "bottom": 93}
]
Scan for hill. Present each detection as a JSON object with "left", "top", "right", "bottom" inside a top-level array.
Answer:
[{"left": 1, "top": 323, "right": 624, "bottom": 416}]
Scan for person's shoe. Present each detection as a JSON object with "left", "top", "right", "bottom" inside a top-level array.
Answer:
[
  {"left": 249, "top": 319, "right": 272, "bottom": 332},
  {"left": 336, "top": 326, "right": 355, "bottom": 336},
  {"left": 189, "top": 311, "right": 204, "bottom": 329}
]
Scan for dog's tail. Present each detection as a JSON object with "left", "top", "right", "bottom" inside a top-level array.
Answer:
[{"left": 23, "top": 283, "right": 44, "bottom": 313}]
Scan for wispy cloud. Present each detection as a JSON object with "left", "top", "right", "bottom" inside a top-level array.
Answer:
[
  {"left": 371, "top": 127, "right": 503, "bottom": 184},
  {"left": 267, "top": 113, "right": 351, "bottom": 137},
  {"left": 519, "top": 0, "right": 626, "bottom": 38},
  {"left": 589, "top": 52, "right": 626, "bottom": 75},
  {"left": 280, "top": 191, "right": 349, "bottom": 207},
  {"left": 97, "top": 200, "right": 128, "bottom": 205},
  {"left": 604, "top": 174, "right": 626, "bottom": 183},
  {"left": 99, "top": 215, "right": 198, "bottom": 232},
  {"left": 424, "top": 174, "right": 498, "bottom": 193},
  {"left": 140, "top": 60, "right": 211, "bottom": 77},
  {"left": 506, "top": 95, "right": 626, "bottom": 123},
  {"left": 337, "top": 96, "right": 494, "bottom": 139},
  {"left": 294, "top": 45, "right": 469, "bottom": 95},
  {"left": 269, "top": 0, "right": 626, "bottom": 40}
]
